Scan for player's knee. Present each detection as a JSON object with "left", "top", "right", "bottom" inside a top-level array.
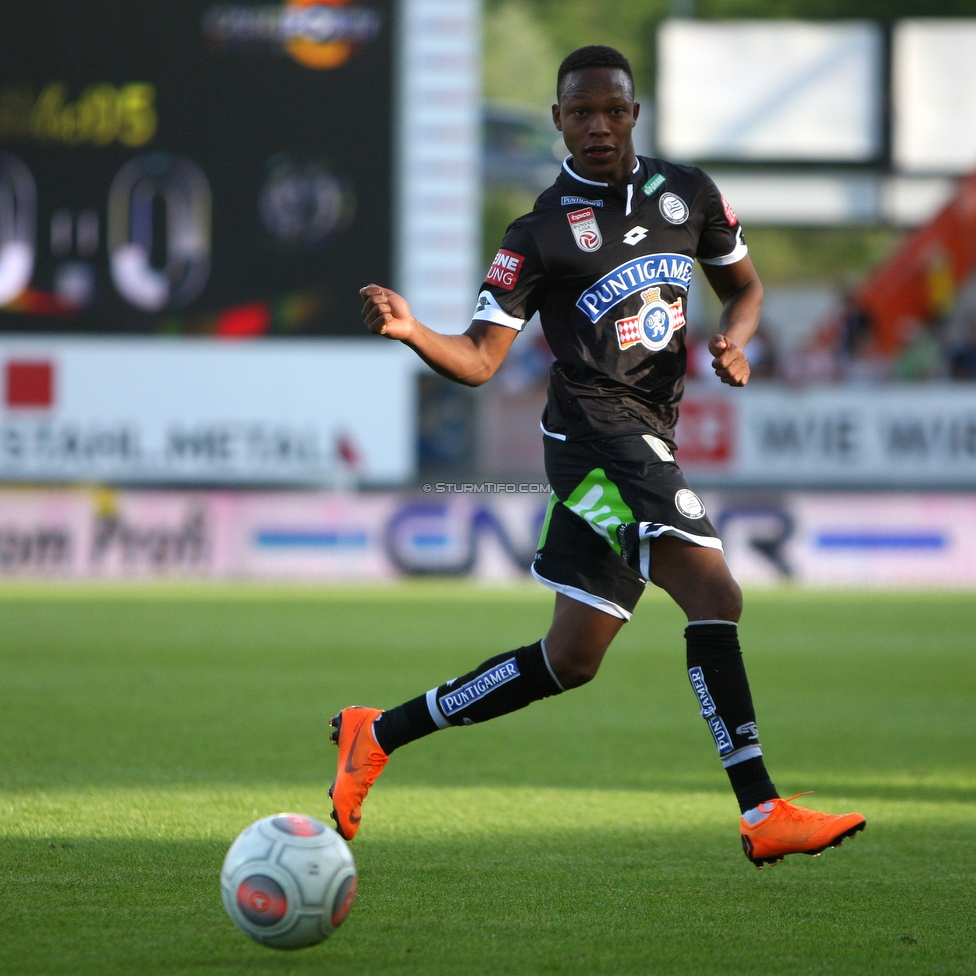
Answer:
[
  {"left": 558, "top": 660, "right": 601, "bottom": 689},
  {"left": 706, "top": 577, "right": 742, "bottom": 622},
  {"left": 549, "top": 649, "right": 603, "bottom": 689}
]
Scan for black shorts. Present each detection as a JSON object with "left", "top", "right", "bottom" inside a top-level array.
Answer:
[{"left": 532, "top": 431, "right": 723, "bottom": 621}]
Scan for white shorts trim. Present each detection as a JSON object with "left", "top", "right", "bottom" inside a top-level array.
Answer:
[
  {"left": 639, "top": 522, "right": 725, "bottom": 552},
  {"left": 425, "top": 688, "right": 451, "bottom": 729},
  {"left": 721, "top": 744, "right": 764, "bottom": 769},
  {"left": 539, "top": 421, "right": 567, "bottom": 441},
  {"left": 530, "top": 563, "right": 633, "bottom": 621}
]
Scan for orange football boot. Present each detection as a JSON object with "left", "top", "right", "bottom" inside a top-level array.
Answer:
[
  {"left": 740, "top": 793, "right": 866, "bottom": 869},
  {"left": 329, "top": 707, "right": 388, "bottom": 840}
]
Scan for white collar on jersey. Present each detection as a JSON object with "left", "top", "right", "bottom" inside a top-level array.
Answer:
[
  {"left": 562, "top": 157, "right": 607, "bottom": 186},
  {"left": 561, "top": 156, "right": 643, "bottom": 187}
]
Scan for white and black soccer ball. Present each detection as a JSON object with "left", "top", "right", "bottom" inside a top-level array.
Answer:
[{"left": 221, "top": 813, "right": 357, "bottom": 950}]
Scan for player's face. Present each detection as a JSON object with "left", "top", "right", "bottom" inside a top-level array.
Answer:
[{"left": 553, "top": 68, "right": 639, "bottom": 186}]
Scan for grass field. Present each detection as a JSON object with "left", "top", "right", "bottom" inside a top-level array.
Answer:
[{"left": 1, "top": 583, "right": 974, "bottom": 975}]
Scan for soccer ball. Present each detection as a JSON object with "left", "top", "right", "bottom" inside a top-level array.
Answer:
[{"left": 221, "top": 813, "right": 357, "bottom": 949}]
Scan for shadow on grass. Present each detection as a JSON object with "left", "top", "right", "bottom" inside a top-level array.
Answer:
[
  {"left": 6, "top": 769, "right": 976, "bottom": 808},
  {"left": 1, "top": 824, "right": 974, "bottom": 976}
]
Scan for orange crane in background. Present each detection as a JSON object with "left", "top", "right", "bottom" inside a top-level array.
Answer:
[{"left": 853, "top": 173, "right": 976, "bottom": 355}]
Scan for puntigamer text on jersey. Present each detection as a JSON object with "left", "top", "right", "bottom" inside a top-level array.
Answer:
[{"left": 576, "top": 253, "right": 694, "bottom": 323}]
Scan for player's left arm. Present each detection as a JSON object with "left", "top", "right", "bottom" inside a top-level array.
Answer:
[{"left": 700, "top": 256, "right": 763, "bottom": 387}]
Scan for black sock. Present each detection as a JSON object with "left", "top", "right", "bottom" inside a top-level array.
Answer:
[
  {"left": 373, "top": 640, "right": 563, "bottom": 754},
  {"left": 685, "top": 621, "right": 779, "bottom": 813}
]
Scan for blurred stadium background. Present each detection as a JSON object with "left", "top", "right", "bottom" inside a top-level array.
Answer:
[{"left": 2, "top": 0, "right": 976, "bottom": 590}]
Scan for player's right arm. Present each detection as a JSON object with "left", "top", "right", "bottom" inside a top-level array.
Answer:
[
  {"left": 361, "top": 224, "right": 542, "bottom": 388},
  {"left": 360, "top": 284, "right": 519, "bottom": 387}
]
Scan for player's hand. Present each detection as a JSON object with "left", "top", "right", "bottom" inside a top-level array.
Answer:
[
  {"left": 708, "top": 334, "right": 750, "bottom": 387},
  {"left": 360, "top": 284, "right": 415, "bottom": 341}
]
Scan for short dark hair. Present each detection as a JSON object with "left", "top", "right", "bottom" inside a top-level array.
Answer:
[{"left": 557, "top": 45, "right": 634, "bottom": 100}]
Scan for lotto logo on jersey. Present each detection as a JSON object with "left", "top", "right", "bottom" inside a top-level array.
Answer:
[
  {"left": 484, "top": 249, "right": 525, "bottom": 291},
  {"left": 567, "top": 208, "right": 603, "bottom": 252},
  {"left": 615, "top": 287, "right": 685, "bottom": 353},
  {"left": 722, "top": 195, "right": 738, "bottom": 227}
]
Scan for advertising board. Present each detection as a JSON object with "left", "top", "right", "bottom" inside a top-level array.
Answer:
[
  {"left": 0, "top": 338, "right": 416, "bottom": 485},
  {"left": 893, "top": 19, "right": 976, "bottom": 175},
  {"left": 676, "top": 384, "right": 976, "bottom": 489},
  {"left": 3, "top": 487, "right": 975, "bottom": 589},
  {"left": 657, "top": 19, "right": 882, "bottom": 163},
  {"left": 0, "top": 0, "right": 392, "bottom": 336}
]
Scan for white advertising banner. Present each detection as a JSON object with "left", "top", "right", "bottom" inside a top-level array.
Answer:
[
  {"left": 0, "top": 338, "right": 416, "bottom": 485},
  {"left": 2, "top": 487, "right": 976, "bottom": 589},
  {"left": 657, "top": 19, "right": 882, "bottom": 162},
  {"left": 712, "top": 492, "right": 976, "bottom": 588},
  {"left": 893, "top": 19, "right": 976, "bottom": 174},
  {"left": 676, "top": 384, "right": 976, "bottom": 488},
  {"left": 0, "top": 488, "right": 548, "bottom": 581}
]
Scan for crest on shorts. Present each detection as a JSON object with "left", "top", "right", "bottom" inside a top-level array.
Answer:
[
  {"left": 614, "top": 287, "right": 685, "bottom": 352},
  {"left": 567, "top": 207, "right": 603, "bottom": 252},
  {"left": 675, "top": 489, "right": 706, "bottom": 519}
]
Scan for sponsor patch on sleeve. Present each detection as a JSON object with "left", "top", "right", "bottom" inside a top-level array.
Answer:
[
  {"left": 484, "top": 249, "right": 525, "bottom": 291},
  {"left": 721, "top": 195, "right": 738, "bottom": 227}
]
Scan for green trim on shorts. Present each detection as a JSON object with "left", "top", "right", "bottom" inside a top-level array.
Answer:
[
  {"left": 561, "top": 468, "right": 635, "bottom": 555},
  {"left": 537, "top": 493, "right": 559, "bottom": 550}
]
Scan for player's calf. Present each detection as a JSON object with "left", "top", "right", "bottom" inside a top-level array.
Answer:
[
  {"left": 375, "top": 640, "right": 563, "bottom": 746},
  {"left": 331, "top": 641, "right": 564, "bottom": 839},
  {"left": 685, "top": 620, "right": 779, "bottom": 813}
]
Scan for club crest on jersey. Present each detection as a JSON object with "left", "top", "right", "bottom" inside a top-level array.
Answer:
[
  {"left": 659, "top": 192, "right": 689, "bottom": 224},
  {"left": 567, "top": 207, "right": 603, "bottom": 252},
  {"left": 614, "top": 287, "right": 685, "bottom": 352},
  {"left": 484, "top": 249, "right": 524, "bottom": 291}
]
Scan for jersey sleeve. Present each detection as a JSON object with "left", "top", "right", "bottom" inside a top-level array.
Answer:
[
  {"left": 694, "top": 173, "right": 749, "bottom": 267},
  {"left": 471, "top": 221, "right": 546, "bottom": 332}
]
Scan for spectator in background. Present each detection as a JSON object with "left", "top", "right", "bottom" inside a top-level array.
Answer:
[
  {"left": 892, "top": 317, "right": 947, "bottom": 381},
  {"left": 944, "top": 274, "right": 976, "bottom": 380},
  {"left": 833, "top": 294, "right": 887, "bottom": 384}
]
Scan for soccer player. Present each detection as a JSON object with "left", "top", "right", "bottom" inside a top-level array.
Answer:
[{"left": 333, "top": 46, "right": 865, "bottom": 868}]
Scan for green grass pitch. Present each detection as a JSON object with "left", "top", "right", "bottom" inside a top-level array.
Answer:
[{"left": 1, "top": 583, "right": 974, "bottom": 975}]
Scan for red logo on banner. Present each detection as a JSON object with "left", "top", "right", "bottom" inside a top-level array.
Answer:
[
  {"left": 675, "top": 399, "right": 735, "bottom": 466},
  {"left": 484, "top": 249, "right": 525, "bottom": 291},
  {"left": 4, "top": 360, "right": 54, "bottom": 409}
]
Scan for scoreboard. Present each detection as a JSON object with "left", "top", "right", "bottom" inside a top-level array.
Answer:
[{"left": 0, "top": 0, "right": 392, "bottom": 336}]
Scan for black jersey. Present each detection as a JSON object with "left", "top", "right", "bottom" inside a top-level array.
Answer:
[{"left": 472, "top": 156, "right": 747, "bottom": 445}]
